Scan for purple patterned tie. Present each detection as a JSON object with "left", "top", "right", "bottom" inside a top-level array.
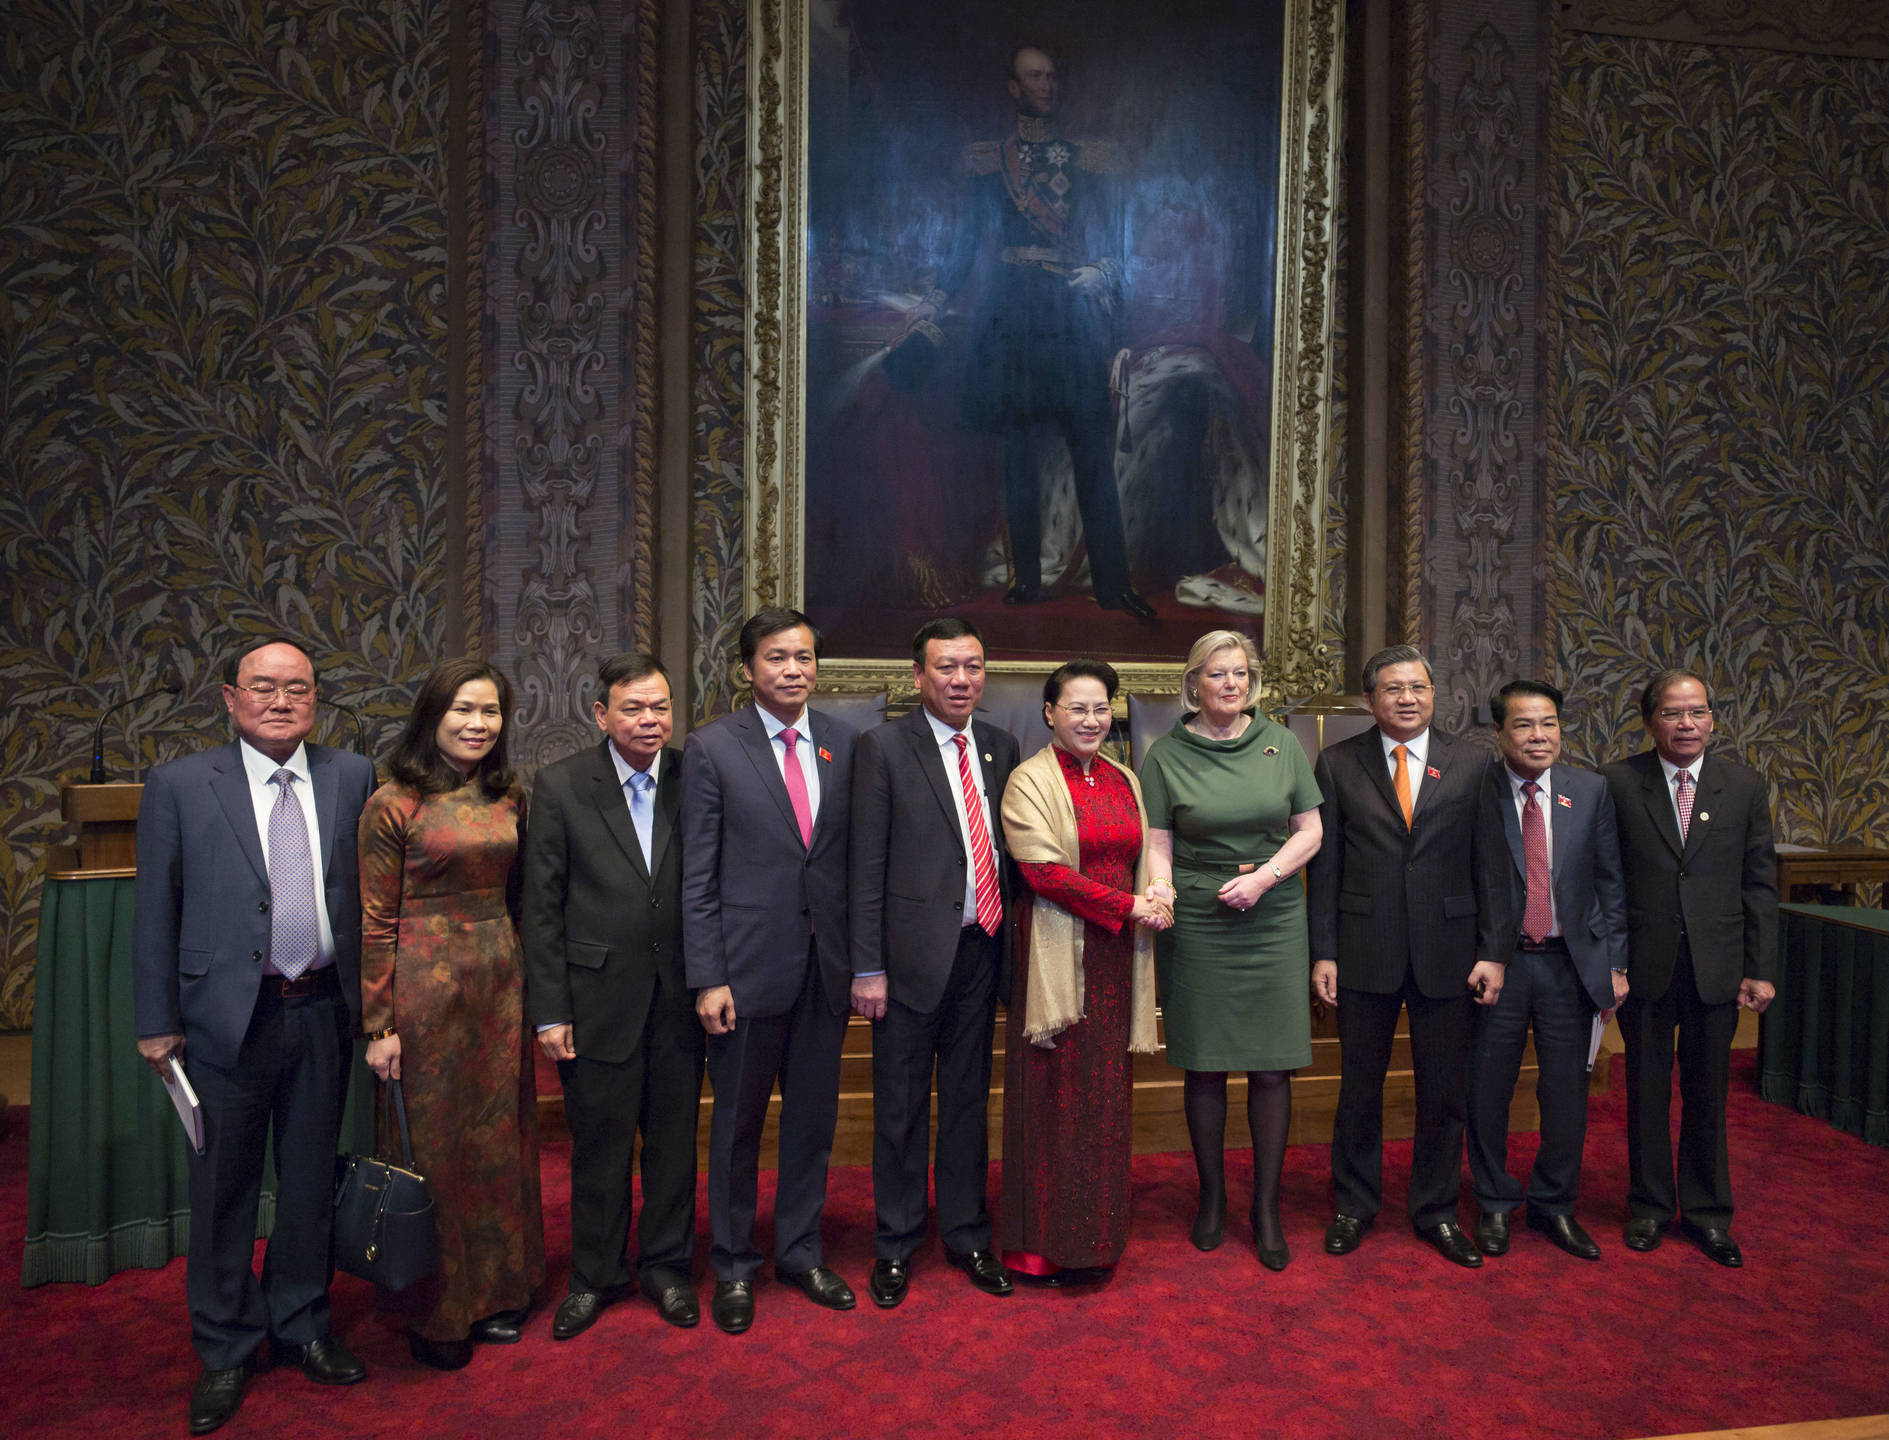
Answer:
[
  {"left": 1675, "top": 768, "right": 1695, "bottom": 842},
  {"left": 268, "top": 769, "right": 320, "bottom": 979}
]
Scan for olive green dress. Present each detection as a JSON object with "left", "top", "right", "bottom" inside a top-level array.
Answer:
[{"left": 1138, "top": 713, "right": 1323, "bottom": 1072}]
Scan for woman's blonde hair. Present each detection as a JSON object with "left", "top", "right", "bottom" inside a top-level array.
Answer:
[{"left": 1180, "top": 629, "right": 1261, "bottom": 710}]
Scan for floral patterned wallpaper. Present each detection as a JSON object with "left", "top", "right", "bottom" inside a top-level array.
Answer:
[
  {"left": 1548, "top": 33, "right": 1889, "bottom": 847},
  {"left": 0, "top": 0, "right": 454, "bottom": 1026}
]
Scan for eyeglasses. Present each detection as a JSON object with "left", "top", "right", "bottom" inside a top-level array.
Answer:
[
  {"left": 1375, "top": 683, "right": 1433, "bottom": 699},
  {"left": 1054, "top": 704, "right": 1113, "bottom": 722},
  {"left": 1655, "top": 707, "right": 1712, "bottom": 723},
  {"left": 233, "top": 681, "right": 313, "bottom": 702}
]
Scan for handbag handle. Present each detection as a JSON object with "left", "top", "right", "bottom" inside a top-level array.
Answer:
[{"left": 381, "top": 1076, "right": 418, "bottom": 1171}]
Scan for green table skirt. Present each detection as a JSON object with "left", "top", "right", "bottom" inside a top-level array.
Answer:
[
  {"left": 22, "top": 876, "right": 372, "bottom": 1286},
  {"left": 1759, "top": 903, "right": 1889, "bottom": 1147}
]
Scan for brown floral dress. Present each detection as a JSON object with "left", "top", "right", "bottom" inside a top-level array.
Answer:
[{"left": 359, "top": 780, "right": 545, "bottom": 1342}]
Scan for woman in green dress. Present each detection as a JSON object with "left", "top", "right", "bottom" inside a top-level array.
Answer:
[{"left": 1139, "top": 630, "right": 1323, "bottom": 1270}]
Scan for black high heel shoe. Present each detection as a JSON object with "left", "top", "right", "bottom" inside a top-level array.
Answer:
[
  {"left": 409, "top": 1331, "right": 474, "bottom": 1370},
  {"left": 1253, "top": 1205, "right": 1290, "bottom": 1272},
  {"left": 1191, "top": 1190, "right": 1226, "bottom": 1252}
]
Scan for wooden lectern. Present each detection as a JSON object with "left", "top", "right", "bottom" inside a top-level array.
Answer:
[{"left": 48, "top": 782, "right": 143, "bottom": 879}]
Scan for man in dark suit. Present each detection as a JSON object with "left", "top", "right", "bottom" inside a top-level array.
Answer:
[
  {"left": 681, "top": 607, "right": 861, "bottom": 1334},
  {"left": 1467, "top": 680, "right": 1629, "bottom": 1263},
  {"left": 523, "top": 652, "right": 705, "bottom": 1340},
  {"left": 134, "top": 638, "right": 375, "bottom": 1434},
  {"left": 1601, "top": 668, "right": 1776, "bottom": 1266},
  {"left": 1308, "top": 643, "right": 1505, "bottom": 1268},
  {"left": 849, "top": 618, "right": 1019, "bottom": 1308}
]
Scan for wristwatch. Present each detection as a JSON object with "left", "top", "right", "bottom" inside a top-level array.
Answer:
[{"left": 1268, "top": 863, "right": 1284, "bottom": 881}]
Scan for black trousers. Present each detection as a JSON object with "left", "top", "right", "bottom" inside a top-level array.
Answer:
[
  {"left": 871, "top": 925, "right": 1000, "bottom": 1262},
  {"left": 1330, "top": 972, "right": 1475, "bottom": 1230},
  {"left": 1618, "top": 939, "right": 1739, "bottom": 1227},
  {"left": 1466, "top": 945, "right": 1595, "bottom": 1217},
  {"left": 558, "top": 980, "right": 705, "bottom": 1295},
  {"left": 704, "top": 947, "right": 848, "bottom": 1281},
  {"left": 1003, "top": 415, "right": 1131, "bottom": 599},
  {"left": 185, "top": 983, "right": 351, "bottom": 1370}
]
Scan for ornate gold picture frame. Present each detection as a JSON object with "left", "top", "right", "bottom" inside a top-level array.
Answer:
[{"left": 744, "top": 0, "right": 1342, "bottom": 703}]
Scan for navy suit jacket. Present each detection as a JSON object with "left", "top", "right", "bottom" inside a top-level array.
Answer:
[
  {"left": 1480, "top": 760, "right": 1629, "bottom": 1011},
  {"left": 680, "top": 704, "right": 858, "bottom": 1019},
  {"left": 133, "top": 740, "right": 376, "bottom": 1068}
]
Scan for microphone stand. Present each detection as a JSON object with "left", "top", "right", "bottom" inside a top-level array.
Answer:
[{"left": 89, "top": 682, "right": 183, "bottom": 783}]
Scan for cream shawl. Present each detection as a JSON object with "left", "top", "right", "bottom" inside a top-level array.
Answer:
[{"left": 1000, "top": 744, "right": 1160, "bottom": 1052}]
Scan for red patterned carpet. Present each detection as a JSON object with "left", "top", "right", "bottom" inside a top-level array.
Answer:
[{"left": 4, "top": 1053, "right": 1887, "bottom": 1440}]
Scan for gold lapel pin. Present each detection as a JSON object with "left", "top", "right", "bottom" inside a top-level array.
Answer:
[{"left": 1698, "top": 812, "right": 1709, "bottom": 823}]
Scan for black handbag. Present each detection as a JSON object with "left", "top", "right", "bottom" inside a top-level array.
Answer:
[{"left": 333, "top": 1077, "right": 437, "bottom": 1292}]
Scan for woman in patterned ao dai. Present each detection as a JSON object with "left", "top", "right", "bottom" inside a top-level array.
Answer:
[
  {"left": 998, "top": 660, "right": 1171, "bottom": 1283},
  {"left": 360, "top": 660, "right": 545, "bottom": 1370}
]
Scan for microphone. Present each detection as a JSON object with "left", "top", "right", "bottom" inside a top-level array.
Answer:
[
  {"left": 89, "top": 682, "right": 183, "bottom": 783},
  {"left": 322, "top": 698, "right": 372, "bottom": 758}
]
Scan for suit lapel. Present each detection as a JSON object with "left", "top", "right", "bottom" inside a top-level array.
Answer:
[
  {"left": 1411, "top": 731, "right": 1451, "bottom": 824},
  {"left": 650, "top": 746, "right": 680, "bottom": 876},
  {"left": 588, "top": 740, "right": 651, "bottom": 882},
  {"left": 909, "top": 711, "right": 965, "bottom": 848},
  {"left": 1637, "top": 753, "right": 1685, "bottom": 858},
  {"left": 971, "top": 720, "right": 1010, "bottom": 857},
  {"left": 1682, "top": 755, "right": 1723, "bottom": 861},
  {"left": 737, "top": 707, "right": 804, "bottom": 844},
  {"left": 307, "top": 745, "right": 341, "bottom": 878},
  {"left": 1499, "top": 766, "right": 1526, "bottom": 880},
  {"left": 1360, "top": 729, "right": 1407, "bottom": 825},
  {"left": 210, "top": 744, "right": 270, "bottom": 887}
]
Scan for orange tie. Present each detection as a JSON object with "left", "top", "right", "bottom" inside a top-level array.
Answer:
[{"left": 1392, "top": 744, "right": 1413, "bottom": 829}]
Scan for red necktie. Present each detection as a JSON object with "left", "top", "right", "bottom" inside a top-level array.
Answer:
[
  {"left": 780, "top": 727, "right": 814, "bottom": 847},
  {"left": 953, "top": 734, "right": 1003, "bottom": 936},
  {"left": 1675, "top": 768, "right": 1694, "bottom": 841},
  {"left": 1521, "top": 780, "right": 1552, "bottom": 944}
]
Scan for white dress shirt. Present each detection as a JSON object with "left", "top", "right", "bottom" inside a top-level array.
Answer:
[
  {"left": 757, "top": 703, "right": 821, "bottom": 824},
  {"left": 1380, "top": 728, "right": 1431, "bottom": 808},
  {"left": 1659, "top": 754, "right": 1703, "bottom": 838},
  {"left": 237, "top": 738, "right": 336, "bottom": 972}
]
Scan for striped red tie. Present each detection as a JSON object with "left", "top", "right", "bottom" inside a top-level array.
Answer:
[{"left": 953, "top": 734, "right": 1003, "bottom": 936}]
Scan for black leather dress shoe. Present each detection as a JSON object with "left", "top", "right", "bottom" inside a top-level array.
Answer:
[
  {"left": 189, "top": 1357, "right": 255, "bottom": 1435},
  {"left": 945, "top": 1248, "right": 1014, "bottom": 1296},
  {"left": 1679, "top": 1217, "right": 1744, "bottom": 1267},
  {"left": 1475, "top": 1210, "right": 1511, "bottom": 1256},
  {"left": 712, "top": 1279, "right": 755, "bottom": 1334},
  {"left": 641, "top": 1279, "right": 700, "bottom": 1329},
  {"left": 552, "top": 1289, "right": 611, "bottom": 1341},
  {"left": 1098, "top": 589, "right": 1158, "bottom": 622},
  {"left": 277, "top": 1334, "right": 366, "bottom": 1384},
  {"left": 1004, "top": 581, "right": 1046, "bottom": 606},
  {"left": 408, "top": 1332, "right": 474, "bottom": 1371},
  {"left": 1623, "top": 1217, "right": 1666, "bottom": 1252},
  {"left": 778, "top": 1263, "right": 857, "bottom": 1310},
  {"left": 1528, "top": 1211, "right": 1601, "bottom": 1261},
  {"left": 1416, "top": 1221, "right": 1484, "bottom": 1268},
  {"left": 868, "top": 1258, "right": 909, "bottom": 1309},
  {"left": 1324, "top": 1214, "right": 1370, "bottom": 1255},
  {"left": 469, "top": 1308, "right": 529, "bottom": 1344}
]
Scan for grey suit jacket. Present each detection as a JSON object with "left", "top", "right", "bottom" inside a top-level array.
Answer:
[
  {"left": 1306, "top": 725, "right": 1503, "bottom": 997},
  {"left": 1480, "top": 760, "right": 1629, "bottom": 1011},
  {"left": 848, "top": 708, "right": 1020, "bottom": 1015},
  {"left": 680, "top": 704, "right": 859, "bottom": 1019},
  {"left": 522, "top": 739, "right": 686, "bottom": 1064},
  {"left": 133, "top": 740, "right": 376, "bottom": 1068},
  {"left": 1600, "top": 749, "right": 1777, "bottom": 1006}
]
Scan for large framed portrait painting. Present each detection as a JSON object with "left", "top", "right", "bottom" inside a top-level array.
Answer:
[{"left": 745, "top": 0, "right": 1341, "bottom": 694}]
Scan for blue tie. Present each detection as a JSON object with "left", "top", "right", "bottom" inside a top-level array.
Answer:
[
  {"left": 267, "top": 769, "right": 321, "bottom": 979},
  {"left": 627, "top": 769, "right": 655, "bottom": 872}
]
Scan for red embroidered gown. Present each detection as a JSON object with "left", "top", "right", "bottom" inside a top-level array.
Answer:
[{"left": 1001, "top": 747, "right": 1142, "bottom": 1271}]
